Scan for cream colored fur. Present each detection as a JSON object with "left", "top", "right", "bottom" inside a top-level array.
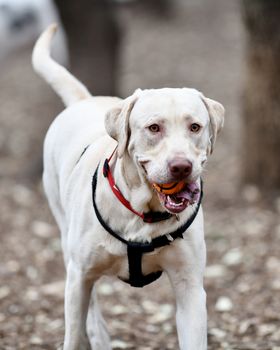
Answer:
[{"left": 33, "top": 25, "right": 224, "bottom": 350}]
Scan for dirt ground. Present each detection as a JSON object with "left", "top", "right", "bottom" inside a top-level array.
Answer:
[{"left": 0, "top": 1, "right": 280, "bottom": 349}]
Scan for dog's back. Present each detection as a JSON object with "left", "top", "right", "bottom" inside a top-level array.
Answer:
[{"left": 33, "top": 25, "right": 122, "bottom": 239}]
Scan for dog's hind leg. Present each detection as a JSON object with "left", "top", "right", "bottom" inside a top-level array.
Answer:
[
  {"left": 43, "top": 167, "right": 69, "bottom": 265},
  {"left": 87, "top": 287, "right": 111, "bottom": 350}
]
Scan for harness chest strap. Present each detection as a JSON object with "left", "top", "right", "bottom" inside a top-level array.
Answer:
[{"left": 92, "top": 165, "right": 203, "bottom": 288}]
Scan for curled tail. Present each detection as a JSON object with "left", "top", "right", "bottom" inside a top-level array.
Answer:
[{"left": 32, "top": 24, "right": 91, "bottom": 107}]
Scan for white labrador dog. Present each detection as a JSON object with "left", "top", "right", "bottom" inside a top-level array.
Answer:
[{"left": 32, "top": 25, "right": 224, "bottom": 350}]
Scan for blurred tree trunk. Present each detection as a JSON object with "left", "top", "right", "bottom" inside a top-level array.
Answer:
[
  {"left": 130, "top": 0, "right": 172, "bottom": 16},
  {"left": 54, "top": 0, "right": 121, "bottom": 96},
  {"left": 242, "top": 0, "right": 280, "bottom": 192}
]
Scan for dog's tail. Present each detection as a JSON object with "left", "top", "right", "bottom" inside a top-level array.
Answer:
[{"left": 32, "top": 24, "right": 91, "bottom": 107}]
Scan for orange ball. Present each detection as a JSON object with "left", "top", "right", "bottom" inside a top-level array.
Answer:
[{"left": 153, "top": 181, "right": 185, "bottom": 195}]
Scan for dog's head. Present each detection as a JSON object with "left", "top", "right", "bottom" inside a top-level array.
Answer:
[{"left": 105, "top": 88, "right": 224, "bottom": 214}]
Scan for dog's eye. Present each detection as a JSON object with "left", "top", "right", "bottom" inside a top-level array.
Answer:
[
  {"left": 190, "top": 123, "right": 201, "bottom": 133},
  {"left": 148, "top": 124, "right": 160, "bottom": 133}
]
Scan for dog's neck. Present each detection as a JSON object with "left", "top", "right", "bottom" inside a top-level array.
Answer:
[
  {"left": 97, "top": 150, "right": 199, "bottom": 242},
  {"left": 112, "top": 153, "right": 163, "bottom": 214}
]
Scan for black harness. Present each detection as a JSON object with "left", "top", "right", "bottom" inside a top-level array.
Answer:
[{"left": 92, "top": 167, "right": 203, "bottom": 288}]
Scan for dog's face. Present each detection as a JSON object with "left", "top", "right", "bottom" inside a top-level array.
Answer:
[{"left": 106, "top": 88, "right": 224, "bottom": 213}]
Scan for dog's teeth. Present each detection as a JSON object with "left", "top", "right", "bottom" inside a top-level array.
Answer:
[{"left": 166, "top": 195, "right": 184, "bottom": 207}]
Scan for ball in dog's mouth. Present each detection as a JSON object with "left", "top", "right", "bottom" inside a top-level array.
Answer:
[{"left": 153, "top": 181, "right": 200, "bottom": 214}]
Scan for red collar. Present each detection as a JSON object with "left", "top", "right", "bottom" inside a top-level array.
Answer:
[{"left": 102, "top": 148, "right": 173, "bottom": 223}]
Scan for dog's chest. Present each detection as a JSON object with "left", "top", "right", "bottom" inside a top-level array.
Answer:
[{"left": 93, "top": 244, "right": 164, "bottom": 282}]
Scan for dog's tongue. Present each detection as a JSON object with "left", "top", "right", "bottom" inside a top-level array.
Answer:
[{"left": 174, "top": 182, "right": 200, "bottom": 204}]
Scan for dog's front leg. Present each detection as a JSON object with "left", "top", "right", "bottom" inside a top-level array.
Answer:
[
  {"left": 165, "top": 247, "right": 207, "bottom": 349},
  {"left": 87, "top": 288, "right": 111, "bottom": 350},
  {"left": 63, "top": 260, "right": 93, "bottom": 350},
  {"left": 176, "top": 282, "right": 207, "bottom": 350}
]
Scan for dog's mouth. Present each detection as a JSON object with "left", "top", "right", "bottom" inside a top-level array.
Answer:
[{"left": 153, "top": 181, "right": 200, "bottom": 214}]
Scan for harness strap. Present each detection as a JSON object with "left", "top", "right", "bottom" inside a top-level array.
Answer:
[
  {"left": 92, "top": 165, "right": 203, "bottom": 288},
  {"left": 127, "top": 243, "right": 163, "bottom": 287}
]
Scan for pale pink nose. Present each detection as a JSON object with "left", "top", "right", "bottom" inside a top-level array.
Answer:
[{"left": 168, "top": 158, "right": 192, "bottom": 180}]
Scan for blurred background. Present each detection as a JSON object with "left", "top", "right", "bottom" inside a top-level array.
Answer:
[{"left": 0, "top": 0, "right": 280, "bottom": 349}]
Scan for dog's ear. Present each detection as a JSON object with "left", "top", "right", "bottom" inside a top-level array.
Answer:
[
  {"left": 201, "top": 96, "right": 225, "bottom": 154},
  {"left": 105, "top": 93, "right": 139, "bottom": 158}
]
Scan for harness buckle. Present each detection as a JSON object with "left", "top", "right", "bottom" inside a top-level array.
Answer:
[{"left": 166, "top": 234, "right": 174, "bottom": 242}]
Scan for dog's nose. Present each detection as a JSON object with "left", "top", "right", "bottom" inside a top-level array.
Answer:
[{"left": 168, "top": 158, "right": 192, "bottom": 179}]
